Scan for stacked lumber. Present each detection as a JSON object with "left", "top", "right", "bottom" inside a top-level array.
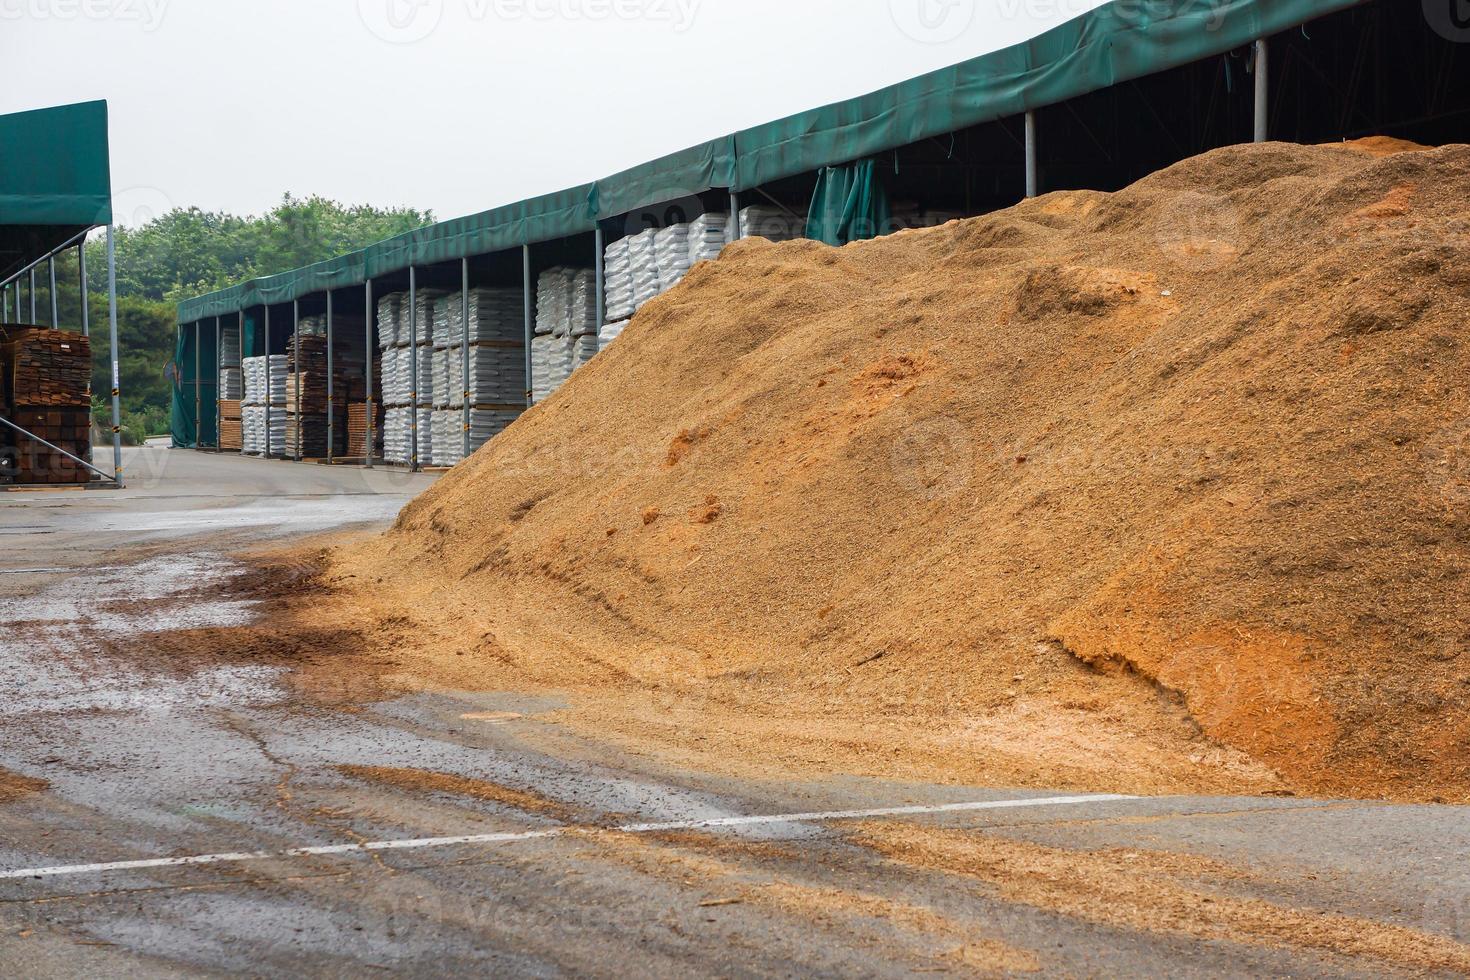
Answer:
[
  {"left": 3, "top": 328, "right": 90, "bottom": 407},
  {"left": 219, "top": 399, "right": 243, "bottom": 452},
  {"left": 346, "top": 401, "right": 384, "bottom": 459},
  {"left": 4, "top": 408, "right": 90, "bottom": 484},
  {"left": 285, "top": 414, "right": 338, "bottom": 459}
]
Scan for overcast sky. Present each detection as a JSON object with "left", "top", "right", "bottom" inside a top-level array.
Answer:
[{"left": 1, "top": 0, "right": 1105, "bottom": 226}]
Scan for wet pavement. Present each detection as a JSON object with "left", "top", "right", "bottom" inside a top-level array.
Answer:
[{"left": 1, "top": 447, "right": 1469, "bottom": 977}]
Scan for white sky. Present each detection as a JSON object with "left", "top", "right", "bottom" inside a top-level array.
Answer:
[{"left": 1, "top": 0, "right": 1106, "bottom": 226}]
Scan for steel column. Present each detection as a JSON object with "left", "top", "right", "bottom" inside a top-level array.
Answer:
[
  {"left": 729, "top": 191, "right": 741, "bottom": 243},
  {"left": 461, "top": 258, "right": 470, "bottom": 462},
  {"left": 1254, "top": 38, "right": 1269, "bottom": 143},
  {"left": 78, "top": 241, "right": 89, "bottom": 336},
  {"left": 105, "top": 226, "right": 123, "bottom": 486},
  {"left": 194, "top": 321, "right": 202, "bottom": 449},
  {"left": 48, "top": 256, "right": 57, "bottom": 327},
  {"left": 1024, "top": 110, "right": 1039, "bottom": 198},
  {"left": 365, "top": 279, "right": 375, "bottom": 469},
  {"left": 327, "top": 291, "right": 335, "bottom": 463},
  {"left": 29, "top": 268, "right": 36, "bottom": 322},
  {"left": 522, "top": 245, "right": 533, "bottom": 407},
  {"left": 409, "top": 265, "right": 418, "bottom": 472}
]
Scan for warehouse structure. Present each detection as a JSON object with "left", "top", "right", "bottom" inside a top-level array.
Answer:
[
  {"left": 175, "top": 0, "right": 1469, "bottom": 470},
  {"left": 1, "top": 100, "right": 123, "bottom": 488}
]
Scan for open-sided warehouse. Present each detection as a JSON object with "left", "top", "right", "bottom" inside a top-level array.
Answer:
[
  {"left": 174, "top": 0, "right": 1470, "bottom": 471},
  {"left": 1, "top": 100, "right": 124, "bottom": 488}
]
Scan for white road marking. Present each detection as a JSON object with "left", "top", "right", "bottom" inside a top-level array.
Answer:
[{"left": 0, "top": 794, "right": 1135, "bottom": 882}]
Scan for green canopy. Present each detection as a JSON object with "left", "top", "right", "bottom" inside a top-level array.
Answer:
[
  {"left": 177, "top": 0, "right": 1364, "bottom": 324},
  {"left": 0, "top": 100, "right": 112, "bottom": 283},
  {"left": 806, "top": 160, "right": 891, "bottom": 246}
]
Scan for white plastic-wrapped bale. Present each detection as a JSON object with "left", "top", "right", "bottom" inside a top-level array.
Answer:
[
  {"left": 531, "top": 333, "right": 557, "bottom": 403},
  {"left": 599, "top": 319, "right": 629, "bottom": 351},
  {"left": 241, "top": 405, "right": 286, "bottom": 456},
  {"left": 535, "top": 267, "right": 570, "bottom": 337},
  {"left": 410, "top": 345, "right": 434, "bottom": 407},
  {"left": 568, "top": 269, "right": 597, "bottom": 337},
  {"left": 629, "top": 229, "right": 660, "bottom": 310},
  {"left": 603, "top": 237, "right": 635, "bottom": 322},
  {"left": 687, "top": 212, "right": 729, "bottom": 265},
  {"left": 431, "top": 409, "right": 462, "bottom": 466},
  {"left": 460, "top": 287, "right": 522, "bottom": 344},
  {"left": 376, "top": 293, "right": 406, "bottom": 347},
  {"left": 432, "top": 294, "right": 454, "bottom": 350},
  {"left": 740, "top": 204, "right": 804, "bottom": 243},
  {"left": 456, "top": 345, "right": 528, "bottom": 408},
  {"left": 654, "top": 223, "right": 691, "bottom": 292},
  {"left": 219, "top": 368, "right": 243, "bottom": 400},
  {"left": 432, "top": 346, "right": 453, "bottom": 407},
  {"left": 242, "top": 355, "right": 287, "bottom": 406},
  {"left": 411, "top": 289, "right": 445, "bottom": 348},
  {"left": 571, "top": 334, "right": 599, "bottom": 372},
  {"left": 383, "top": 406, "right": 433, "bottom": 465}
]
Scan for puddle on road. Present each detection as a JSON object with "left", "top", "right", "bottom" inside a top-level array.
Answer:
[
  {"left": 5, "top": 497, "right": 413, "bottom": 542},
  {"left": 0, "top": 553, "right": 285, "bottom": 716}
]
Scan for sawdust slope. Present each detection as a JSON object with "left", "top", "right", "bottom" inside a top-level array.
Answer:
[{"left": 340, "top": 140, "right": 1470, "bottom": 800}]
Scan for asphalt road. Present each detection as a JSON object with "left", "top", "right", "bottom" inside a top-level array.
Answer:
[{"left": 1, "top": 447, "right": 1467, "bottom": 977}]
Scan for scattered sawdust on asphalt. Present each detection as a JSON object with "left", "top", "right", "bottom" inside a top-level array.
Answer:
[
  {"left": 335, "top": 765, "right": 578, "bottom": 823},
  {"left": 0, "top": 769, "right": 47, "bottom": 803},
  {"left": 852, "top": 821, "right": 1470, "bottom": 973}
]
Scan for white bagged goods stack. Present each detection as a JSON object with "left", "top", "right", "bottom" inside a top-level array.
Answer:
[
  {"left": 241, "top": 355, "right": 287, "bottom": 455},
  {"left": 531, "top": 333, "right": 556, "bottom": 403},
  {"left": 535, "top": 268, "right": 570, "bottom": 337},
  {"left": 604, "top": 237, "right": 635, "bottom": 322},
  {"left": 462, "top": 287, "right": 522, "bottom": 344},
  {"left": 412, "top": 289, "right": 444, "bottom": 348},
  {"left": 599, "top": 319, "right": 629, "bottom": 351},
  {"left": 432, "top": 346, "right": 453, "bottom": 408},
  {"left": 431, "top": 410, "right": 461, "bottom": 466},
  {"left": 377, "top": 293, "right": 405, "bottom": 347},
  {"left": 432, "top": 294, "right": 454, "bottom": 352},
  {"left": 459, "top": 346, "right": 528, "bottom": 409},
  {"left": 571, "top": 334, "right": 599, "bottom": 371},
  {"left": 687, "top": 212, "right": 729, "bottom": 266},
  {"left": 629, "top": 229, "right": 660, "bottom": 310},
  {"left": 568, "top": 269, "right": 597, "bottom": 337},
  {"left": 220, "top": 323, "right": 243, "bottom": 399},
  {"left": 654, "top": 223, "right": 691, "bottom": 292},
  {"left": 740, "top": 205, "right": 803, "bottom": 243},
  {"left": 383, "top": 406, "right": 433, "bottom": 465}
]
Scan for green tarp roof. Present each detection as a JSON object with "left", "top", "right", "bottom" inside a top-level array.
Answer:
[
  {"left": 1, "top": 100, "right": 112, "bottom": 283},
  {"left": 178, "top": 0, "right": 1361, "bottom": 324}
]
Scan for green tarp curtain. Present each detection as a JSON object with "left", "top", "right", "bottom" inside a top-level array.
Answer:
[
  {"left": 177, "top": 0, "right": 1365, "bottom": 325},
  {"left": 170, "top": 324, "right": 218, "bottom": 448},
  {"left": 0, "top": 100, "right": 112, "bottom": 283},
  {"left": 806, "top": 159, "right": 890, "bottom": 247}
]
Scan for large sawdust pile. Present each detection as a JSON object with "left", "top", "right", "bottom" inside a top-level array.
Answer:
[{"left": 331, "top": 139, "right": 1470, "bottom": 801}]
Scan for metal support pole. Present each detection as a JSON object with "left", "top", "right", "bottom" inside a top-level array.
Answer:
[
  {"left": 78, "top": 241, "right": 89, "bottom": 336},
  {"left": 2, "top": 285, "right": 8, "bottom": 321},
  {"left": 327, "top": 291, "right": 335, "bottom": 463},
  {"left": 194, "top": 321, "right": 202, "bottom": 449},
  {"left": 522, "top": 245, "right": 533, "bottom": 407},
  {"left": 409, "top": 265, "right": 418, "bottom": 472},
  {"left": 293, "top": 299, "right": 302, "bottom": 462},
  {"left": 48, "top": 256, "right": 57, "bottom": 328},
  {"left": 105, "top": 226, "right": 123, "bottom": 487},
  {"left": 461, "top": 258, "right": 470, "bottom": 462},
  {"left": 1253, "top": 38, "right": 1269, "bottom": 143},
  {"left": 29, "top": 267, "right": 36, "bottom": 322},
  {"left": 264, "top": 305, "right": 272, "bottom": 459},
  {"left": 1024, "top": 110, "right": 1039, "bottom": 198},
  {"left": 594, "top": 225, "right": 605, "bottom": 338},
  {"left": 729, "top": 191, "right": 741, "bottom": 243},
  {"left": 365, "top": 279, "right": 375, "bottom": 469}
]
